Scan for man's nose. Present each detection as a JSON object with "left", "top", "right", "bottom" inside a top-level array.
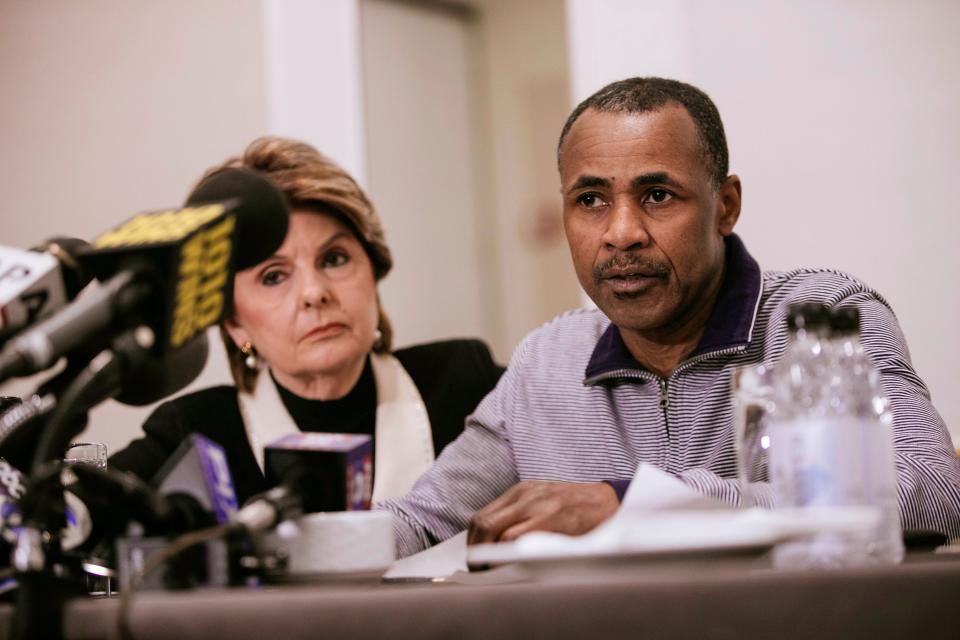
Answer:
[{"left": 601, "top": 201, "right": 650, "bottom": 251}]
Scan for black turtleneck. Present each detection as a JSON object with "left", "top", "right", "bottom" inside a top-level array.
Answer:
[
  {"left": 110, "top": 339, "right": 505, "bottom": 505},
  {"left": 273, "top": 356, "right": 378, "bottom": 440}
]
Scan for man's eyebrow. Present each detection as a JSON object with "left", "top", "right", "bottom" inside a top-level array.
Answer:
[
  {"left": 567, "top": 175, "right": 609, "bottom": 194},
  {"left": 631, "top": 172, "right": 683, "bottom": 190}
]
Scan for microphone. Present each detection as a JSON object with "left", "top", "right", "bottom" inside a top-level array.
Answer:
[
  {"left": 185, "top": 167, "right": 290, "bottom": 271},
  {"left": 84, "top": 167, "right": 287, "bottom": 276},
  {"left": 0, "top": 458, "right": 28, "bottom": 542},
  {"left": 60, "top": 435, "right": 239, "bottom": 547},
  {"left": 0, "top": 169, "right": 289, "bottom": 382},
  {"left": 29, "top": 238, "right": 92, "bottom": 309},
  {"left": 0, "top": 238, "right": 91, "bottom": 343},
  {"left": 0, "top": 333, "right": 208, "bottom": 469},
  {"left": 0, "top": 396, "right": 20, "bottom": 414},
  {"left": 114, "top": 331, "right": 209, "bottom": 407},
  {"left": 111, "top": 435, "right": 245, "bottom": 592},
  {"left": 2, "top": 434, "right": 241, "bottom": 557},
  {"left": 235, "top": 433, "right": 374, "bottom": 535},
  {"left": 63, "top": 464, "right": 216, "bottom": 542},
  {"left": 152, "top": 433, "right": 239, "bottom": 526},
  {"left": 0, "top": 459, "right": 93, "bottom": 554}
]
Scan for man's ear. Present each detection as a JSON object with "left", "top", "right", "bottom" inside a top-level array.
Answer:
[
  {"left": 716, "top": 174, "right": 742, "bottom": 236},
  {"left": 223, "top": 316, "right": 250, "bottom": 349}
]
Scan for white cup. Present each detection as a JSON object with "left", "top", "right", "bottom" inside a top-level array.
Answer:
[{"left": 259, "top": 511, "right": 395, "bottom": 579}]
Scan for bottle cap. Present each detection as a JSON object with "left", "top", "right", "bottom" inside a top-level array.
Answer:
[
  {"left": 829, "top": 307, "right": 861, "bottom": 335},
  {"left": 786, "top": 303, "right": 830, "bottom": 333}
]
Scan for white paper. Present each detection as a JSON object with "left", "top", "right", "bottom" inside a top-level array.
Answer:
[
  {"left": 383, "top": 530, "right": 467, "bottom": 580},
  {"left": 620, "top": 463, "right": 725, "bottom": 512},
  {"left": 466, "top": 464, "right": 881, "bottom": 566}
]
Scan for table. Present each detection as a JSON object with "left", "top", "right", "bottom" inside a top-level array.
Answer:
[{"left": 1, "top": 554, "right": 958, "bottom": 639}]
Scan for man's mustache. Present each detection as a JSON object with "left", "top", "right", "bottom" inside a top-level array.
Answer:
[{"left": 593, "top": 253, "right": 670, "bottom": 281}]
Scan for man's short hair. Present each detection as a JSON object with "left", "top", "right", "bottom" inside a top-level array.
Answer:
[{"left": 557, "top": 77, "right": 729, "bottom": 188}]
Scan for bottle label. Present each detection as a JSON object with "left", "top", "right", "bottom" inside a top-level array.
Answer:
[{"left": 768, "top": 417, "right": 869, "bottom": 507}]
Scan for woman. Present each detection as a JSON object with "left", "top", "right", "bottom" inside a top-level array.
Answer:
[{"left": 110, "top": 137, "right": 503, "bottom": 505}]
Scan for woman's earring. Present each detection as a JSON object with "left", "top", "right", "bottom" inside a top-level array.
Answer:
[
  {"left": 373, "top": 329, "right": 383, "bottom": 350},
  {"left": 240, "top": 342, "right": 259, "bottom": 370}
]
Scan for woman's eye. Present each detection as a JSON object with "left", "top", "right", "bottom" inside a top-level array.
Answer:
[
  {"left": 647, "top": 188, "right": 672, "bottom": 204},
  {"left": 576, "top": 193, "right": 608, "bottom": 209},
  {"left": 322, "top": 250, "right": 350, "bottom": 269},
  {"left": 260, "top": 269, "right": 287, "bottom": 286}
]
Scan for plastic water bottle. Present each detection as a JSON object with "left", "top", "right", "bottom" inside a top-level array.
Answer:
[
  {"left": 767, "top": 304, "right": 834, "bottom": 512},
  {"left": 825, "top": 307, "right": 903, "bottom": 564},
  {"left": 767, "top": 303, "right": 902, "bottom": 568}
]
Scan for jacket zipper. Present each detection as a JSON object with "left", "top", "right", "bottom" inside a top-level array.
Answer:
[
  {"left": 672, "top": 345, "right": 748, "bottom": 374},
  {"left": 583, "top": 344, "right": 749, "bottom": 473},
  {"left": 583, "top": 344, "right": 748, "bottom": 386},
  {"left": 660, "top": 378, "right": 670, "bottom": 412},
  {"left": 658, "top": 378, "right": 670, "bottom": 442}
]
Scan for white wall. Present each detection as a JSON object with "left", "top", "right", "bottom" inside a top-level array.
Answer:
[
  {"left": 360, "top": 0, "right": 578, "bottom": 361},
  {"left": 360, "top": 0, "right": 493, "bottom": 348},
  {"left": 473, "top": 0, "right": 581, "bottom": 356},
  {"left": 566, "top": 0, "right": 960, "bottom": 443},
  {"left": 263, "top": 0, "right": 367, "bottom": 181}
]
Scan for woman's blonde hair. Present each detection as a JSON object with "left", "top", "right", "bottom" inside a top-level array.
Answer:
[{"left": 194, "top": 136, "right": 394, "bottom": 392}]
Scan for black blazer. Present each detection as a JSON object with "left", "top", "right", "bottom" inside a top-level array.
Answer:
[{"left": 109, "top": 339, "right": 503, "bottom": 505}]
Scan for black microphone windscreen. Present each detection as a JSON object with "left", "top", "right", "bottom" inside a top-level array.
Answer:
[
  {"left": 264, "top": 433, "right": 373, "bottom": 513},
  {"left": 114, "top": 332, "right": 209, "bottom": 406},
  {"left": 185, "top": 168, "right": 290, "bottom": 270}
]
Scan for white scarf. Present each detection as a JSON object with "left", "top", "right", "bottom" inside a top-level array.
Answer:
[{"left": 236, "top": 352, "right": 435, "bottom": 502}]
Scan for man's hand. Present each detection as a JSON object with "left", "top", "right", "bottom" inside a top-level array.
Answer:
[{"left": 467, "top": 480, "right": 619, "bottom": 545}]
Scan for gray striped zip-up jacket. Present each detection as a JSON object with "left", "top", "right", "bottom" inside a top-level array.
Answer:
[{"left": 380, "top": 236, "right": 960, "bottom": 557}]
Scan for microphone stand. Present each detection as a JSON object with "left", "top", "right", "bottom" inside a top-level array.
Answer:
[{"left": 10, "top": 327, "right": 155, "bottom": 640}]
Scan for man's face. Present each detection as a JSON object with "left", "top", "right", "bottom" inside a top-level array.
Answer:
[{"left": 559, "top": 105, "right": 739, "bottom": 337}]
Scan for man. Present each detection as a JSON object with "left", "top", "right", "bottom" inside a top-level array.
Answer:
[{"left": 380, "top": 77, "right": 960, "bottom": 557}]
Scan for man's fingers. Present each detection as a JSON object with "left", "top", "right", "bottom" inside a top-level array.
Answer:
[
  {"left": 475, "top": 482, "right": 522, "bottom": 515},
  {"left": 468, "top": 481, "right": 620, "bottom": 546},
  {"left": 498, "top": 519, "right": 540, "bottom": 543},
  {"left": 468, "top": 500, "right": 525, "bottom": 545},
  {"left": 468, "top": 481, "right": 556, "bottom": 544},
  {"left": 467, "top": 481, "right": 530, "bottom": 544}
]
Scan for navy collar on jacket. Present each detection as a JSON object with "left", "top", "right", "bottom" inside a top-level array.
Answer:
[{"left": 584, "top": 233, "right": 762, "bottom": 383}]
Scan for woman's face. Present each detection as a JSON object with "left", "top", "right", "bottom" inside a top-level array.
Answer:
[{"left": 225, "top": 210, "right": 379, "bottom": 393}]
